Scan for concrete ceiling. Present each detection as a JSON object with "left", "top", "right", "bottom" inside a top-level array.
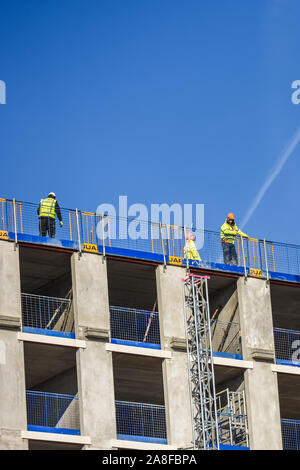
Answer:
[
  {"left": 270, "top": 283, "right": 300, "bottom": 330},
  {"left": 112, "top": 352, "right": 164, "bottom": 405},
  {"left": 206, "top": 274, "right": 237, "bottom": 296},
  {"left": 214, "top": 364, "right": 244, "bottom": 390},
  {"left": 107, "top": 259, "right": 157, "bottom": 310},
  {"left": 277, "top": 372, "right": 300, "bottom": 419},
  {"left": 24, "top": 341, "right": 76, "bottom": 389},
  {"left": 19, "top": 246, "right": 72, "bottom": 295}
]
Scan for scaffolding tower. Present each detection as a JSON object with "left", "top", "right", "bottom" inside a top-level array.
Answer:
[{"left": 183, "top": 274, "right": 219, "bottom": 450}]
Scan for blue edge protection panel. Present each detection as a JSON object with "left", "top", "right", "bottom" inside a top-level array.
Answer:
[
  {"left": 11, "top": 231, "right": 300, "bottom": 284},
  {"left": 22, "top": 326, "right": 75, "bottom": 339},
  {"left": 27, "top": 425, "right": 80, "bottom": 435},
  {"left": 276, "top": 359, "right": 300, "bottom": 367}
]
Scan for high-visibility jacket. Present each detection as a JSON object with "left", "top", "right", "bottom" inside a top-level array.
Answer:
[
  {"left": 184, "top": 239, "right": 201, "bottom": 261},
  {"left": 220, "top": 220, "right": 248, "bottom": 244},
  {"left": 39, "top": 198, "right": 57, "bottom": 219}
]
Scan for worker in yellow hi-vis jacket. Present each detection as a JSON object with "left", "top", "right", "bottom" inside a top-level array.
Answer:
[
  {"left": 220, "top": 213, "right": 248, "bottom": 265},
  {"left": 37, "top": 192, "right": 63, "bottom": 238},
  {"left": 184, "top": 232, "right": 201, "bottom": 261}
]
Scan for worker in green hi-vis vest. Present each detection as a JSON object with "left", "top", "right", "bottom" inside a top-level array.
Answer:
[
  {"left": 37, "top": 192, "right": 63, "bottom": 238},
  {"left": 220, "top": 213, "right": 248, "bottom": 265}
]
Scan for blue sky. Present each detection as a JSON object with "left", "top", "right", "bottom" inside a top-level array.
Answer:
[{"left": 0, "top": 0, "right": 299, "bottom": 244}]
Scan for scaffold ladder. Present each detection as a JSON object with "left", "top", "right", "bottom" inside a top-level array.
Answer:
[{"left": 183, "top": 274, "right": 220, "bottom": 450}]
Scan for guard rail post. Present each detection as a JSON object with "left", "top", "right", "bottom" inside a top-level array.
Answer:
[
  {"left": 159, "top": 222, "right": 167, "bottom": 271},
  {"left": 240, "top": 235, "right": 247, "bottom": 280},
  {"left": 13, "top": 197, "right": 18, "bottom": 248},
  {"left": 184, "top": 225, "right": 189, "bottom": 273},
  {"left": 75, "top": 208, "right": 82, "bottom": 257},
  {"left": 263, "top": 238, "right": 270, "bottom": 285},
  {"left": 101, "top": 213, "right": 106, "bottom": 262}
]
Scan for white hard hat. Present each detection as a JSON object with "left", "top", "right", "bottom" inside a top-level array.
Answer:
[{"left": 48, "top": 192, "right": 56, "bottom": 198}]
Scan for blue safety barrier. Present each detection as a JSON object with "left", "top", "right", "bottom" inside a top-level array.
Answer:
[
  {"left": 2, "top": 197, "right": 300, "bottom": 284},
  {"left": 21, "top": 293, "right": 74, "bottom": 338},
  {"left": 115, "top": 401, "right": 167, "bottom": 444},
  {"left": 26, "top": 391, "right": 80, "bottom": 435},
  {"left": 110, "top": 306, "right": 161, "bottom": 349},
  {"left": 281, "top": 419, "right": 300, "bottom": 450},
  {"left": 274, "top": 327, "right": 300, "bottom": 367}
]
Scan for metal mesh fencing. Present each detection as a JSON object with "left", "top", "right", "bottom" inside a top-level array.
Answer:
[
  {"left": 13, "top": 201, "right": 80, "bottom": 242},
  {"left": 104, "top": 216, "right": 156, "bottom": 254},
  {"left": 0, "top": 198, "right": 23, "bottom": 233},
  {"left": 274, "top": 327, "right": 300, "bottom": 365},
  {"left": 281, "top": 419, "right": 300, "bottom": 450},
  {"left": 21, "top": 293, "right": 73, "bottom": 334},
  {"left": 211, "top": 320, "right": 242, "bottom": 357},
  {"left": 5, "top": 196, "right": 300, "bottom": 278},
  {"left": 268, "top": 241, "right": 300, "bottom": 276},
  {"left": 26, "top": 391, "right": 80, "bottom": 433},
  {"left": 115, "top": 401, "right": 167, "bottom": 441},
  {"left": 110, "top": 306, "right": 160, "bottom": 346}
]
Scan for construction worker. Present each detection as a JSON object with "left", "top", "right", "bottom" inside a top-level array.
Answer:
[
  {"left": 37, "top": 192, "right": 63, "bottom": 238},
  {"left": 220, "top": 213, "right": 248, "bottom": 265},
  {"left": 184, "top": 232, "right": 201, "bottom": 261}
]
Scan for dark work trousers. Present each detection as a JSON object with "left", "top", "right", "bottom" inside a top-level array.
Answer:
[
  {"left": 222, "top": 241, "right": 238, "bottom": 265},
  {"left": 39, "top": 217, "right": 56, "bottom": 238}
]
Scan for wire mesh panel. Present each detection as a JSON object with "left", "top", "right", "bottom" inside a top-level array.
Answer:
[
  {"left": 104, "top": 216, "right": 154, "bottom": 254},
  {"left": 274, "top": 328, "right": 300, "bottom": 365},
  {"left": 21, "top": 293, "right": 73, "bottom": 335},
  {"left": 200, "top": 230, "right": 227, "bottom": 266},
  {"left": 14, "top": 200, "right": 80, "bottom": 242},
  {"left": 26, "top": 391, "right": 80, "bottom": 434},
  {"left": 211, "top": 320, "right": 242, "bottom": 357},
  {"left": 110, "top": 306, "right": 160, "bottom": 347},
  {"left": 281, "top": 419, "right": 300, "bottom": 450},
  {"left": 270, "top": 241, "right": 300, "bottom": 276},
  {"left": 115, "top": 401, "right": 167, "bottom": 442},
  {"left": 0, "top": 198, "right": 23, "bottom": 233}
]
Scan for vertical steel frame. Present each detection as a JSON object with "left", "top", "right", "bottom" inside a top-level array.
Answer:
[{"left": 183, "top": 274, "right": 219, "bottom": 450}]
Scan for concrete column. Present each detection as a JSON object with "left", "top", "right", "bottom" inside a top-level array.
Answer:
[
  {"left": 237, "top": 277, "right": 282, "bottom": 450},
  {"left": 71, "top": 252, "right": 116, "bottom": 449},
  {"left": 0, "top": 240, "right": 28, "bottom": 449},
  {"left": 156, "top": 265, "right": 193, "bottom": 449}
]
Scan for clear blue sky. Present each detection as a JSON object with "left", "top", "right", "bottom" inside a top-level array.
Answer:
[{"left": 1, "top": 0, "right": 299, "bottom": 244}]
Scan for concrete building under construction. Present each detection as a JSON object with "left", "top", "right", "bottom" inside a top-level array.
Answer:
[{"left": 0, "top": 197, "right": 299, "bottom": 450}]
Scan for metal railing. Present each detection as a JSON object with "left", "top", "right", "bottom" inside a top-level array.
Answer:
[
  {"left": 115, "top": 400, "right": 167, "bottom": 443},
  {"left": 274, "top": 327, "right": 300, "bottom": 366},
  {"left": 281, "top": 419, "right": 300, "bottom": 450},
  {"left": 3, "top": 196, "right": 300, "bottom": 279},
  {"left": 110, "top": 306, "right": 160, "bottom": 348},
  {"left": 26, "top": 391, "right": 80, "bottom": 435},
  {"left": 21, "top": 293, "right": 74, "bottom": 337},
  {"left": 211, "top": 320, "right": 242, "bottom": 358},
  {"left": 216, "top": 389, "right": 249, "bottom": 448}
]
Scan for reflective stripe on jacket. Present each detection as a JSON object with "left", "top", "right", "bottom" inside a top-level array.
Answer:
[
  {"left": 220, "top": 220, "right": 248, "bottom": 244},
  {"left": 39, "top": 198, "right": 57, "bottom": 219},
  {"left": 184, "top": 239, "right": 201, "bottom": 261}
]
